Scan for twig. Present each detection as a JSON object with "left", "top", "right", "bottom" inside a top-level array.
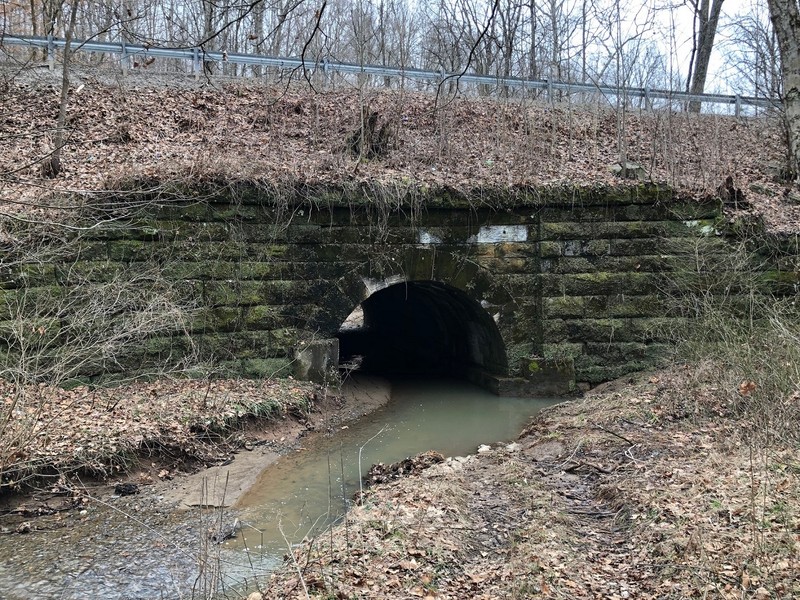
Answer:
[
  {"left": 591, "top": 422, "right": 635, "bottom": 446},
  {"left": 278, "top": 519, "right": 311, "bottom": 600},
  {"left": 358, "top": 424, "right": 389, "bottom": 499},
  {"left": 299, "top": 2, "right": 328, "bottom": 93}
]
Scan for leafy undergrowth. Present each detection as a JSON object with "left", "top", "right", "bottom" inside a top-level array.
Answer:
[
  {"left": 263, "top": 367, "right": 799, "bottom": 599},
  {"left": 1, "top": 70, "right": 798, "bottom": 233},
  {"left": 0, "top": 377, "right": 318, "bottom": 489}
]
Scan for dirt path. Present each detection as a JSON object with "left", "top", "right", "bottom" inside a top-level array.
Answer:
[{"left": 264, "top": 371, "right": 800, "bottom": 599}]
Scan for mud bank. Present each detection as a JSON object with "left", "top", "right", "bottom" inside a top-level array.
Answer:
[
  {"left": 162, "top": 375, "right": 392, "bottom": 509},
  {"left": 0, "top": 376, "right": 391, "bottom": 532}
]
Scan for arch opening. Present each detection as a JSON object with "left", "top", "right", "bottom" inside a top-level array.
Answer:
[{"left": 336, "top": 281, "right": 508, "bottom": 384}]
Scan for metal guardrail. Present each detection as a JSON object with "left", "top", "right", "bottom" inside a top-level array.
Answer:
[{"left": 1, "top": 34, "right": 778, "bottom": 114}]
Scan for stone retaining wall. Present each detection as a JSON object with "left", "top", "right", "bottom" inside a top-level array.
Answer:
[{"left": 1, "top": 183, "right": 797, "bottom": 391}]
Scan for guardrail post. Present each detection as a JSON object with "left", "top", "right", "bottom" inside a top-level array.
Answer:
[
  {"left": 192, "top": 47, "right": 200, "bottom": 81},
  {"left": 120, "top": 40, "right": 127, "bottom": 75},
  {"left": 644, "top": 86, "right": 652, "bottom": 111},
  {"left": 735, "top": 94, "right": 742, "bottom": 117},
  {"left": 47, "top": 33, "right": 54, "bottom": 70}
]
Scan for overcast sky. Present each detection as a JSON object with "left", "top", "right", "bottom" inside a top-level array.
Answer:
[{"left": 658, "top": 0, "right": 764, "bottom": 93}]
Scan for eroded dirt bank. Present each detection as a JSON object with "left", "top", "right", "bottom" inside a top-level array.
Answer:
[
  {"left": 264, "top": 369, "right": 800, "bottom": 600},
  {"left": 0, "top": 375, "right": 391, "bottom": 532}
]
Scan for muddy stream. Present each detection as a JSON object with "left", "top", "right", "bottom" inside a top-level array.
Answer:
[{"left": 0, "top": 377, "right": 557, "bottom": 599}]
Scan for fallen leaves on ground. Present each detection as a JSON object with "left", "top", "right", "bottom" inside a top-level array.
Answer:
[
  {"left": 264, "top": 367, "right": 800, "bottom": 599},
  {"left": 0, "top": 376, "right": 319, "bottom": 487},
  {"left": 0, "top": 69, "right": 798, "bottom": 233}
]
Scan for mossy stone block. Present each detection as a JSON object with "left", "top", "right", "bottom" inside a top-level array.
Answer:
[
  {"left": 142, "top": 335, "right": 193, "bottom": 356},
  {"left": 196, "top": 331, "right": 275, "bottom": 360},
  {"left": 581, "top": 342, "right": 671, "bottom": 366},
  {"left": 243, "top": 305, "right": 283, "bottom": 330},
  {"left": 542, "top": 342, "right": 585, "bottom": 360},
  {"left": 192, "top": 306, "right": 241, "bottom": 332},
  {"left": 209, "top": 203, "right": 271, "bottom": 222},
  {"left": 55, "top": 261, "right": 127, "bottom": 284},
  {"left": 13, "top": 264, "right": 56, "bottom": 287},
  {"left": 215, "top": 358, "right": 293, "bottom": 378},
  {"left": 154, "top": 201, "right": 212, "bottom": 222},
  {"left": 540, "top": 272, "right": 660, "bottom": 296},
  {"left": 163, "top": 261, "right": 239, "bottom": 281},
  {"left": 204, "top": 281, "right": 264, "bottom": 307},
  {"left": 240, "top": 358, "right": 293, "bottom": 378}
]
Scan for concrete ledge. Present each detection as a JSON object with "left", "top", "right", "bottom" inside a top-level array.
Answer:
[
  {"left": 470, "top": 358, "right": 575, "bottom": 397},
  {"left": 293, "top": 338, "right": 339, "bottom": 383}
]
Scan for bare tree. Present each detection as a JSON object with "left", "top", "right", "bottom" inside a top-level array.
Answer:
[
  {"left": 686, "top": 0, "right": 725, "bottom": 112},
  {"left": 725, "top": 1, "right": 782, "bottom": 102},
  {"left": 766, "top": 0, "right": 800, "bottom": 178},
  {"left": 43, "top": 0, "right": 78, "bottom": 178}
]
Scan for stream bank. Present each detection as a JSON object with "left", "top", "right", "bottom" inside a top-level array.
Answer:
[
  {"left": 0, "top": 376, "right": 393, "bottom": 600},
  {"left": 263, "top": 368, "right": 800, "bottom": 600},
  {"left": 0, "top": 375, "right": 392, "bottom": 532}
]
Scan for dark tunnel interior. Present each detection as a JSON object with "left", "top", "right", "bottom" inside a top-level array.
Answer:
[{"left": 336, "top": 281, "right": 508, "bottom": 380}]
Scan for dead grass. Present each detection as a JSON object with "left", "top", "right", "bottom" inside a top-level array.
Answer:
[{"left": 1, "top": 77, "right": 798, "bottom": 233}]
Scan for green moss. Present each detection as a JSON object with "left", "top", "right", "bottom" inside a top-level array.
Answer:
[
  {"left": 208, "top": 203, "right": 271, "bottom": 222},
  {"left": 162, "top": 261, "right": 239, "bottom": 280},
  {"left": 196, "top": 331, "right": 276, "bottom": 359},
  {"left": 243, "top": 305, "right": 283, "bottom": 330},
  {"left": 0, "top": 286, "right": 65, "bottom": 313},
  {"left": 540, "top": 272, "right": 660, "bottom": 296},
  {"left": 107, "top": 240, "right": 159, "bottom": 262},
  {"left": 204, "top": 281, "right": 265, "bottom": 307},
  {"left": 542, "top": 343, "right": 585, "bottom": 360},
  {"left": 541, "top": 220, "right": 699, "bottom": 241},
  {"left": 0, "top": 317, "right": 61, "bottom": 343},
  {"left": 269, "top": 327, "right": 299, "bottom": 348},
  {"left": 154, "top": 201, "right": 211, "bottom": 222},
  {"left": 192, "top": 306, "right": 241, "bottom": 332},
  {"left": 55, "top": 261, "right": 127, "bottom": 284},
  {"left": 239, "top": 358, "right": 293, "bottom": 378},
  {"left": 543, "top": 317, "right": 685, "bottom": 344},
  {"left": 142, "top": 335, "right": 193, "bottom": 355},
  {"left": 14, "top": 264, "right": 56, "bottom": 286}
]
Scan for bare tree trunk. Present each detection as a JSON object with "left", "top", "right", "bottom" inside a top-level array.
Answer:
[
  {"left": 253, "top": 0, "right": 264, "bottom": 76},
  {"left": 528, "top": 0, "right": 538, "bottom": 79},
  {"left": 202, "top": 0, "right": 215, "bottom": 75},
  {"left": 581, "top": 0, "right": 587, "bottom": 83},
  {"left": 378, "top": 0, "right": 391, "bottom": 87},
  {"left": 29, "top": 0, "right": 40, "bottom": 61},
  {"left": 766, "top": 0, "right": 800, "bottom": 179},
  {"left": 44, "top": 0, "right": 79, "bottom": 179},
  {"left": 270, "top": 0, "right": 292, "bottom": 56},
  {"left": 688, "top": 0, "right": 724, "bottom": 113}
]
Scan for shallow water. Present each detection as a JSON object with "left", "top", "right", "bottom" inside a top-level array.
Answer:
[
  {"left": 0, "top": 377, "right": 557, "bottom": 598},
  {"left": 223, "top": 378, "right": 557, "bottom": 581}
]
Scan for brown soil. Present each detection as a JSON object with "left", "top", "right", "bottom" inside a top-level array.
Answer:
[
  {"left": 161, "top": 374, "right": 391, "bottom": 509},
  {"left": 0, "top": 375, "right": 391, "bottom": 532},
  {"left": 264, "top": 368, "right": 800, "bottom": 600},
  {"left": 1, "top": 71, "right": 799, "bottom": 234}
]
